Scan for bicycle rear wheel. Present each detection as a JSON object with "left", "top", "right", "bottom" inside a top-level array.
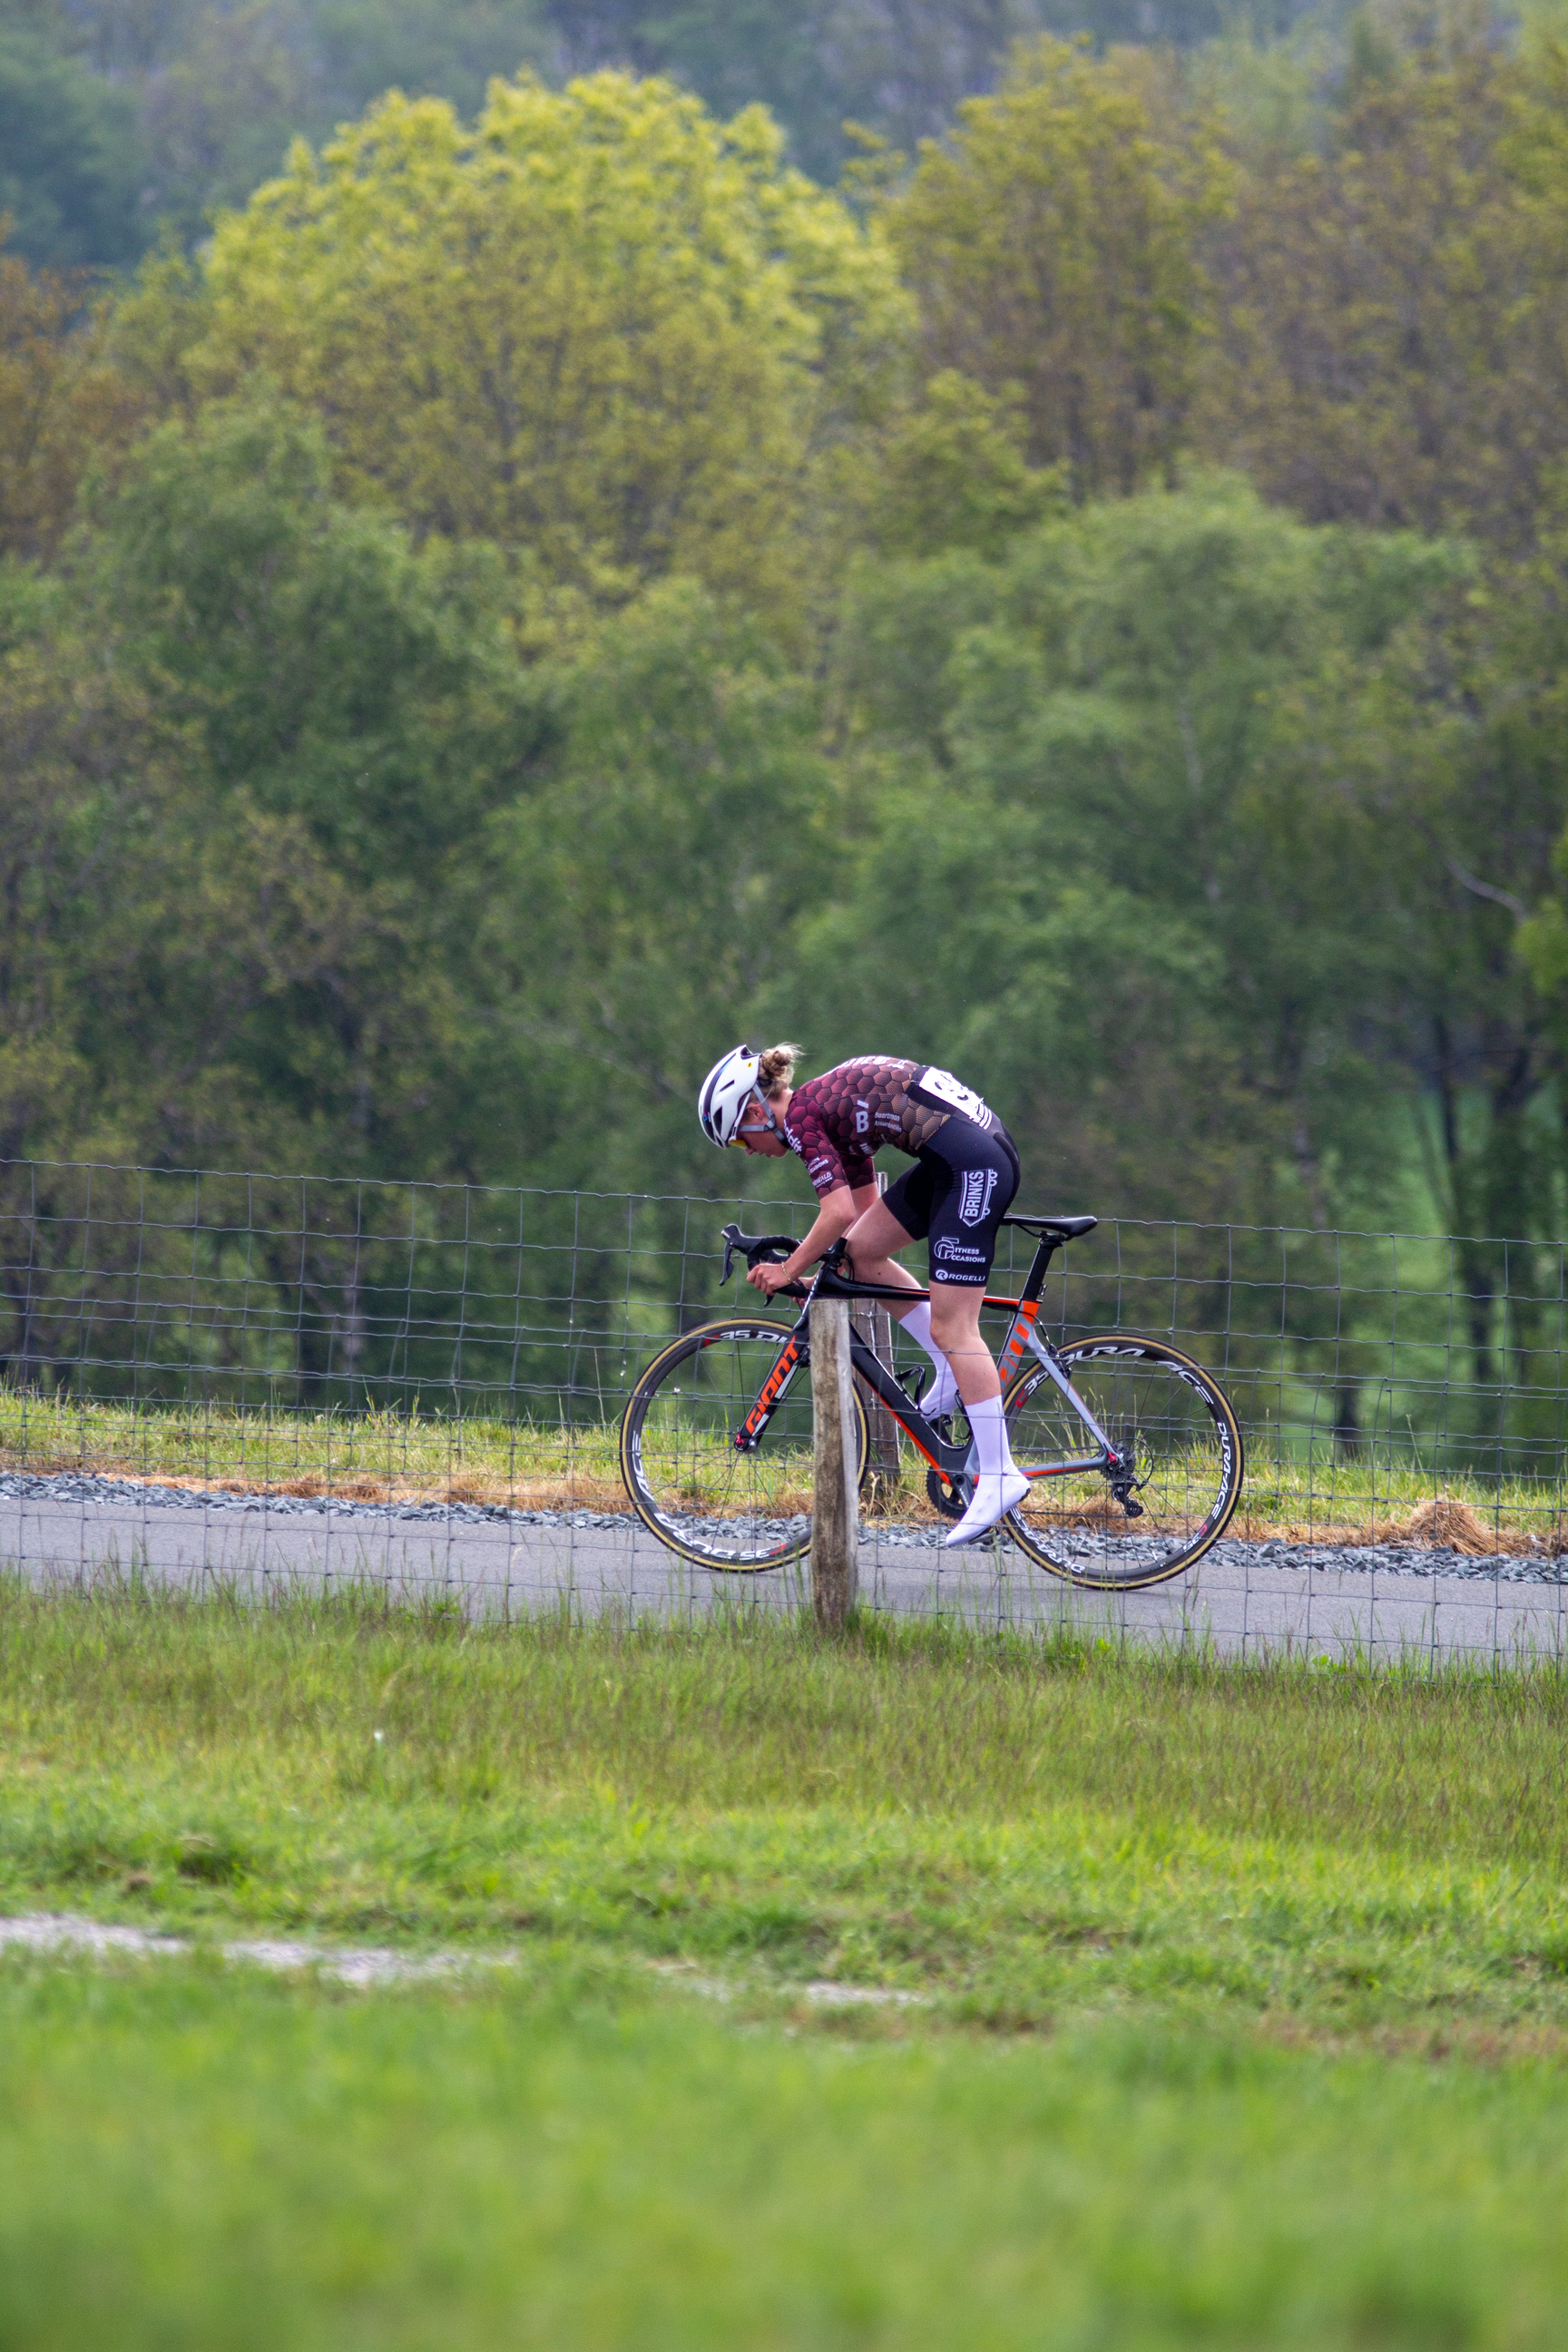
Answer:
[
  {"left": 1003, "top": 1335, "right": 1243, "bottom": 1589},
  {"left": 620, "top": 1318, "right": 868, "bottom": 1571}
]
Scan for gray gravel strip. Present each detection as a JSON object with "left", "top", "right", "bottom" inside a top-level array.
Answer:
[
  {"left": 1206, "top": 1534, "right": 1566, "bottom": 1583},
  {"left": 1, "top": 1470, "right": 1561, "bottom": 1583},
  {"left": 0, "top": 1469, "right": 631, "bottom": 1532}
]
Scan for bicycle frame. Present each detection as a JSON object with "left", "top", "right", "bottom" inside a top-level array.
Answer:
[{"left": 729, "top": 1223, "right": 1120, "bottom": 1485}]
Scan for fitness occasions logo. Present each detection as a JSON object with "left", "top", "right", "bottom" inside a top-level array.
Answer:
[
  {"left": 958, "top": 1170, "right": 997, "bottom": 1227},
  {"left": 934, "top": 1237, "right": 984, "bottom": 1261}
]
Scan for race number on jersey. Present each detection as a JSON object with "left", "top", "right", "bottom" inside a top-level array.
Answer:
[{"left": 916, "top": 1066, "right": 992, "bottom": 1126}]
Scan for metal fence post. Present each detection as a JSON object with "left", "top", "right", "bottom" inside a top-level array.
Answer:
[{"left": 810, "top": 1297, "right": 858, "bottom": 1630}]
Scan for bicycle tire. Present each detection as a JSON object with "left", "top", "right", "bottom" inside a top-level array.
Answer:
[
  {"left": 1002, "top": 1333, "right": 1243, "bottom": 1590},
  {"left": 620, "top": 1318, "right": 869, "bottom": 1571}
]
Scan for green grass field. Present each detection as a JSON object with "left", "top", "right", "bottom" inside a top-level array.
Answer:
[{"left": 4, "top": 1581, "right": 1568, "bottom": 2345}]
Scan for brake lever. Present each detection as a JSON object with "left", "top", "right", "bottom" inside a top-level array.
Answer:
[{"left": 718, "top": 1226, "right": 800, "bottom": 1289}]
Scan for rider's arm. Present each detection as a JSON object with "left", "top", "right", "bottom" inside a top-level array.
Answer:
[{"left": 757, "top": 1182, "right": 878, "bottom": 1290}]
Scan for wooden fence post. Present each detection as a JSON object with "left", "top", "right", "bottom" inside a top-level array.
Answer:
[{"left": 810, "top": 1297, "right": 858, "bottom": 1631}]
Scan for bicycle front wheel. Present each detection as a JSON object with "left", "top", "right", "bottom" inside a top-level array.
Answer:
[
  {"left": 1004, "top": 1334, "right": 1243, "bottom": 1589},
  {"left": 620, "top": 1318, "right": 868, "bottom": 1571}
]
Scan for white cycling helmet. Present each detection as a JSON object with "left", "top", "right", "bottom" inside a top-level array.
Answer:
[{"left": 699, "top": 1044, "right": 782, "bottom": 1149}]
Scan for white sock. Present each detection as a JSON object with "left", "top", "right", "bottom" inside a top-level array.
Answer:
[
  {"left": 965, "top": 1393, "right": 1018, "bottom": 1479},
  {"left": 946, "top": 1394, "right": 1027, "bottom": 1547},
  {"left": 898, "top": 1300, "right": 958, "bottom": 1417}
]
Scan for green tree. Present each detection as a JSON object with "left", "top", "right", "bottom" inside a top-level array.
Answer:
[
  {"left": 128, "top": 71, "right": 906, "bottom": 632},
  {"left": 883, "top": 38, "right": 1229, "bottom": 499},
  {"left": 0, "top": 241, "right": 143, "bottom": 562},
  {"left": 0, "top": 19, "right": 150, "bottom": 267},
  {"left": 867, "top": 370, "right": 1064, "bottom": 562},
  {"left": 135, "top": 1, "right": 320, "bottom": 245},
  {"left": 16, "top": 395, "right": 549, "bottom": 1174},
  {"left": 1421, "top": 496, "right": 1568, "bottom": 1388},
  {"left": 800, "top": 474, "right": 1458, "bottom": 1233},
  {"left": 473, "top": 579, "right": 835, "bottom": 1200},
  {"left": 544, "top": 1, "right": 1244, "bottom": 181},
  {"left": 1198, "top": 29, "right": 1568, "bottom": 552},
  {"left": 311, "top": 0, "right": 548, "bottom": 122}
]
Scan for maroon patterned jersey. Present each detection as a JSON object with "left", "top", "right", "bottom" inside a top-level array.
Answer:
[{"left": 782, "top": 1056, "right": 959, "bottom": 1198}]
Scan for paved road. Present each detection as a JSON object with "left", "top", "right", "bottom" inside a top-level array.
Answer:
[{"left": 6, "top": 1479, "right": 1567, "bottom": 1664}]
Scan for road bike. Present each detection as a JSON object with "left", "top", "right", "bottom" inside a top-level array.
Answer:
[{"left": 618, "top": 1213, "right": 1243, "bottom": 1590}]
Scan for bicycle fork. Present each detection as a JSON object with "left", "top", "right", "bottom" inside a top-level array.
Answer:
[{"left": 732, "top": 1332, "right": 804, "bottom": 1452}]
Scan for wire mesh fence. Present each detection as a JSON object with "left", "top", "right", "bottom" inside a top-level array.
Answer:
[{"left": 3, "top": 1155, "right": 1566, "bottom": 1663}]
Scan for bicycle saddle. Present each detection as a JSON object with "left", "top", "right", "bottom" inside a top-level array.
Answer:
[{"left": 1000, "top": 1213, "right": 1099, "bottom": 1240}]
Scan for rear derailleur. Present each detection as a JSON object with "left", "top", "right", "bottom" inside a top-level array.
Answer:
[{"left": 1105, "top": 1445, "right": 1147, "bottom": 1520}]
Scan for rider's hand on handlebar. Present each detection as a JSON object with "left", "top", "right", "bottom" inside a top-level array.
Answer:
[{"left": 748, "top": 1259, "right": 796, "bottom": 1298}]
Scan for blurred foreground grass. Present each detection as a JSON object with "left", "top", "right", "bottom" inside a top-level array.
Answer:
[
  {"left": 5, "top": 1962, "right": 1567, "bottom": 2352},
  {"left": 4, "top": 1585, "right": 1568, "bottom": 2344}
]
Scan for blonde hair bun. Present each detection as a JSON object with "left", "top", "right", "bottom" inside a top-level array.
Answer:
[{"left": 756, "top": 1041, "right": 802, "bottom": 1095}]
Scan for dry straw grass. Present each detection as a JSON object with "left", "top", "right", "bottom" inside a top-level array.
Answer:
[{"left": 1230, "top": 1494, "right": 1563, "bottom": 1557}]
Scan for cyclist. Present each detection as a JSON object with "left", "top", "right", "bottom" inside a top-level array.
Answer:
[{"left": 698, "top": 1043, "right": 1028, "bottom": 1545}]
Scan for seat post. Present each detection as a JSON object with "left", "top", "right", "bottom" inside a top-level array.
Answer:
[{"left": 1017, "top": 1233, "right": 1059, "bottom": 1307}]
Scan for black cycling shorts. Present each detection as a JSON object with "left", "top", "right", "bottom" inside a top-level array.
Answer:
[{"left": 880, "top": 1115, "right": 1021, "bottom": 1289}]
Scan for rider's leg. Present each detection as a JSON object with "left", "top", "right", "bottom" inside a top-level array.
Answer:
[
  {"left": 929, "top": 1283, "right": 1027, "bottom": 1547},
  {"left": 926, "top": 1286, "right": 998, "bottom": 1405},
  {"left": 842, "top": 1196, "right": 925, "bottom": 1295},
  {"left": 843, "top": 1196, "right": 957, "bottom": 1410}
]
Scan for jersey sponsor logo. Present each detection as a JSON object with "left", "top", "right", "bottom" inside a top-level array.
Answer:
[
  {"left": 854, "top": 1099, "right": 869, "bottom": 1135},
  {"left": 958, "top": 1169, "right": 997, "bottom": 1227},
  {"left": 933, "top": 1236, "right": 984, "bottom": 1262},
  {"left": 917, "top": 1066, "right": 991, "bottom": 1124}
]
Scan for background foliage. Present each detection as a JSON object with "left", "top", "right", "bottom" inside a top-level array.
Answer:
[{"left": 6, "top": 5, "right": 1568, "bottom": 1416}]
